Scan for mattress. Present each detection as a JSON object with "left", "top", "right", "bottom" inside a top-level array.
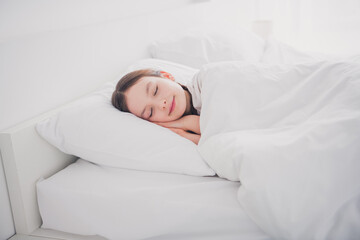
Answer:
[{"left": 37, "top": 159, "right": 271, "bottom": 240}]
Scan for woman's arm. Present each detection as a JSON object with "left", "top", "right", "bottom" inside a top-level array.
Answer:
[
  {"left": 155, "top": 115, "right": 200, "bottom": 134},
  {"left": 154, "top": 115, "right": 201, "bottom": 144},
  {"left": 181, "top": 115, "right": 200, "bottom": 134}
]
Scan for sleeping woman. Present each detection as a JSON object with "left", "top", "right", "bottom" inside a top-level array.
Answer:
[{"left": 111, "top": 69, "right": 202, "bottom": 144}]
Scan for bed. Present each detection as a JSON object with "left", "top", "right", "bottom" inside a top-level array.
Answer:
[
  {"left": 0, "top": 58, "right": 272, "bottom": 240},
  {"left": 2, "top": 1, "right": 360, "bottom": 239},
  {"left": 3, "top": 44, "right": 360, "bottom": 240}
]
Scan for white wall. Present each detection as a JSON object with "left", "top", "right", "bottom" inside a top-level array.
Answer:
[{"left": 254, "top": 0, "right": 360, "bottom": 54}]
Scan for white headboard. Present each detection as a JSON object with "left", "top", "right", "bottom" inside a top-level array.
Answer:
[
  {"left": 0, "top": 0, "right": 218, "bottom": 236},
  {"left": 0, "top": 110, "right": 77, "bottom": 235}
]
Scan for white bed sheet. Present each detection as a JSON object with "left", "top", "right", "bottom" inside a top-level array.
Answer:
[{"left": 37, "top": 159, "right": 271, "bottom": 240}]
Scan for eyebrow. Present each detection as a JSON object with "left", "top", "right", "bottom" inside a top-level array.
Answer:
[{"left": 141, "top": 82, "right": 152, "bottom": 118}]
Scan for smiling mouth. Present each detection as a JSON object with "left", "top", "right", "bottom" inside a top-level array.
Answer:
[{"left": 169, "top": 96, "right": 175, "bottom": 114}]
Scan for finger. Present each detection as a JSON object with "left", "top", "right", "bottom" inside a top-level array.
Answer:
[
  {"left": 168, "top": 127, "right": 182, "bottom": 135},
  {"left": 168, "top": 127, "right": 178, "bottom": 132},
  {"left": 154, "top": 122, "right": 169, "bottom": 127},
  {"left": 155, "top": 122, "right": 177, "bottom": 128}
]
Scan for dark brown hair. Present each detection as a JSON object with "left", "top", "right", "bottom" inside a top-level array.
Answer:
[{"left": 111, "top": 68, "right": 198, "bottom": 115}]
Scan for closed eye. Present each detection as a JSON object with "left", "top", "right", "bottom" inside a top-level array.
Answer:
[
  {"left": 154, "top": 86, "right": 158, "bottom": 96},
  {"left": 149, "top": 107, "right": 153, "bottom": 118}
]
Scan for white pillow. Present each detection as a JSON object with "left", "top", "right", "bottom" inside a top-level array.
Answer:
[
  {"left": 36, "top": 59, "right": 215, "bottom": 176},
  {"left": 149, "top": 28, "right": 265, "bottom": 69},
  {"left": 261, "top": 38, "right": 341, "bottom": 64},
  {"left": 262, "top": 38, "right": 360, "bottom": 65}
]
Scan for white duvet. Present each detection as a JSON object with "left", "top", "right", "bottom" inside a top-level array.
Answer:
[{"left": 196, "top": 60, "right": 360, "bottom": 239}]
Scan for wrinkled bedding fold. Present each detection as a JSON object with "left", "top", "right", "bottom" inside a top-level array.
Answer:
[{"left": 197, "top": 60, "right": 360, "bottom": 239}]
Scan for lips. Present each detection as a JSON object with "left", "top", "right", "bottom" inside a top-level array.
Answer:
[{"left": 169, "top": 96, "right": 175, "bottom": 114}]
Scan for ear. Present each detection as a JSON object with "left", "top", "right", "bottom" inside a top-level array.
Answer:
[{"left": 160, "top": 71, "right": 175, "bottom": 81}]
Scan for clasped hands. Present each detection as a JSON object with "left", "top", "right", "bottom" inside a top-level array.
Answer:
[{"left": 153, "top": 115, "right": 201, "bottom": 145}]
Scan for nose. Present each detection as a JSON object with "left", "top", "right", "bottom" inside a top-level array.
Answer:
[{"left": 159, "top": 99, "right": 167, "bottom": 110}]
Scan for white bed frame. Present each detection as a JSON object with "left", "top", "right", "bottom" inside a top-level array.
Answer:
[
  {"left": 0, "top": 110, "right": 78, "bottom": 239},
  {"left": 0, "top": 107, "right": 107, "bottom": 239}
]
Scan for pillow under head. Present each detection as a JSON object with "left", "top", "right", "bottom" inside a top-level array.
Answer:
[{"left": 36, "top": 59, "right": 215, "bottom": 176}]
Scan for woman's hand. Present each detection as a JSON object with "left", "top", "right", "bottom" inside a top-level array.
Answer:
[
  {"left": 154, "top": 115, "right": 201, "bottom": 144},
  {"left": 168, "top": 128, "right": 200, "bottom": 145},
  {"left": 154, "top": 115, "right": 200, "bottom": 134}
]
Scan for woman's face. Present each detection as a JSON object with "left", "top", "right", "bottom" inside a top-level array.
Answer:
[{"left": 125, "top": 76, "right": 188, "bottom": 122}]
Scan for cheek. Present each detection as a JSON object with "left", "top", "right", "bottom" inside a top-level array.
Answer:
[{"left": 179, "top": 90, "right": 187, "bottom": 109}]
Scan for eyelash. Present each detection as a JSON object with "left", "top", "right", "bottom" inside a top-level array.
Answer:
[
  {"left": 149, "top": 86, "right": 158, "bottom": 118},
  {"left": 154, "top": 86, "right": 158, "bottom": 96}
]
